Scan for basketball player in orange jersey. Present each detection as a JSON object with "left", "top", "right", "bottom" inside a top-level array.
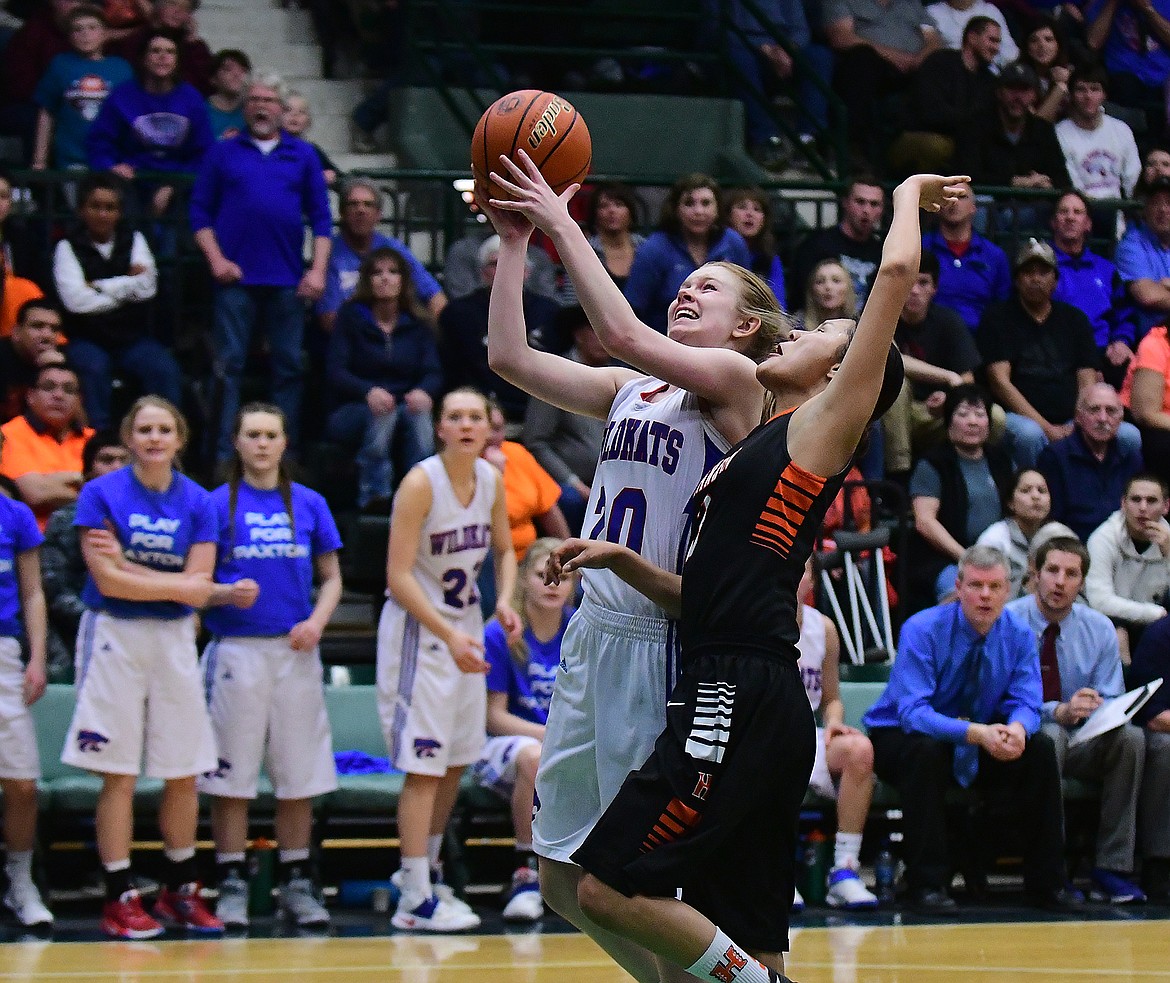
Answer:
[
  {"left": 480, "top": 158, "right": 787, "bottom": 982},
  {"left": 537, "top": 172, "right": 970, "bottom": 983}
]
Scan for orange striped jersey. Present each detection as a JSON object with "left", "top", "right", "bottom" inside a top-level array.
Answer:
[{"left": 679, "top": 408, "right": 847, "bottom": 662}]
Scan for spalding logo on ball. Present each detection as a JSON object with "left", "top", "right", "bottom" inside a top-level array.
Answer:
[{"left": 471, "top": 90, "right": 592, "bottom": 196}]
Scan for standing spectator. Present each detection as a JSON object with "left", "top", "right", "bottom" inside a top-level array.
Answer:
[
  {"left": 52, "top": 171, "right": 182, "bottom": 428},
  {"left": 1038, "top": 381, "right": 1144, "bottom": 541},
  {"left": 204, "top": 48, "right": 248, "bottom": 139},
  {"left": 318, "top": 177, "right": 445, "bottom": 333},
  {"left": 111, "top": 0, "right": 212, "bottom": 95},
  {"left": 1050, "top": 189, "right": 1135, "bottom": 389},
  {"left": 790, "top": 176, "right": 885, "bottom": 312},
  {"left": 189, "top": 69, "right": 332, "bottom": 459},
  {"left": 1085, "top": 472, "right": 1170, "bottom": 661},
  {"left": 1114, "top": 175, "right": 1170, "bottom": 342},
  {"left": 31, "top": 4, "right": 133, "bottom": 171},
  {"left": 864, "top": 545, "right": 1078, "bottom": 912},
  {"left": 955, "top": 60, "right": 1072, "bottom": 192},
  {"left": 1020, "top": 16, "right": 1073, "bottom": 123},
  {"left": 325, "top": 248, "right": 442, "bottom": 512},
  {"left": 40, "top": 430, "right": 128, "bottom": 681},
  {"left": 1084, "top": 0, "right": 1170, "bottom": 138},
  {"left": 1007, "top": 535, "right": 1149, "bottom": 905},
  {"left": 1128, "top": 613, "right": 1170, "bottom": 901},
  {"left": 922, "top": 184, "right": 1011, "bottom": 331},
  {"left": 438, "top": 234, "right": 561, "bottom": 425},
  {"left": 979, "top": 238, "right": 1102, "bottom": 469},
  {"left": 1122, "top": 324, "right": 1170, "bottom": 484},
  {"left": 281, "top": 89, "right": 338, "bottom": 187},
  {"left": 623, "top": 173, "right": 750, "bottom": 334},
  {"left": 583, "top": 182, "right": 644, "bottom": 292},
  {"left": 522, "top": 306, "right": 609, "bottom": 537},
  {"left": 723, "top": 186, "right": 786, "bottom": 302},
  {"left": 1055, "top": 63, "right": 1141, "bottom": 202},
  {"left": 823, "top": 0, "right": 942, "bottom": 169},
  {"left": 927, "top": 0, "right": 1018, "bottom": 69},
  {"left": 0, "top": 300, "right": 66, "bottom": 423},
  {"left": 0, "top": 361, "right": 93, "bottom": 530}
]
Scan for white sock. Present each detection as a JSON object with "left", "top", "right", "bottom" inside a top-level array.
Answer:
[
  {"left": 104, "top": 858, "right": 131, "bottom": 873},
  {"left": 426, "top": 834, "right": 443, "bottom": 868},
  {"left": 686, "top": 928, "right": 772, "bottom": 983},
  {"left": 216, "top": 852, "right": 246, "bottom": 866},
  {"left": 835, "top": 832, "right": 863, "bottom": 870},
  {"left": 399, "top": 856, "right": 431, "bottom": 900},
  {"left": 4, "top": 850, "right": 32, "bottom": 886},
  {"left": 279, "top": 847, "right": 310, "bottom": 865},
  {"left": 164, "top": 846, "right": 195, "bottom": 864}
]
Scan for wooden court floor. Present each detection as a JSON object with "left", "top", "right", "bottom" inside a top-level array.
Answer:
[{"left": 2, "top": 920, "right": 1169, "bottom": 982}]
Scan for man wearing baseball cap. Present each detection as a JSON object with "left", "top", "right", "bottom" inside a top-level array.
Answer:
[{"left": 1115, "top": 175, "right": 1170, "bottom": 341}]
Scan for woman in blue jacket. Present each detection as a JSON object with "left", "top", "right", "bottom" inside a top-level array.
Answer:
[
  {"left": 622, "top": 173, "right": 751, "bottom": 333},
  {"left": 326, "top": 247, "right": 444, "bottom": 511}
]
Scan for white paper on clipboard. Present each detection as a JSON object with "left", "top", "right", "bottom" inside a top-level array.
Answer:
[{"left": 1068, "top": 678, "right": 1164, "bottom": 747}]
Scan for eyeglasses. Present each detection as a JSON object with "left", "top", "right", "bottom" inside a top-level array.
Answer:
[{"left": 35, "top": 382, "right": 80, "bottom": 395}]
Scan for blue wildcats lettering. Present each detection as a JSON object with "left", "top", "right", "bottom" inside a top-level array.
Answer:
[
  {"left": 599, "top": 417, "right": 685, "bottom": 475},
  {"left": 428, "top": 524, "right": 490, "bottom": 556}
]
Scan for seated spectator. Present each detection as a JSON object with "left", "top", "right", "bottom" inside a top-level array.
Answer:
[
  {"left": 1006, "top": 535, "right": 1151, "bottom": 905},
  {"left": 723, "top": 186, "right": 785, "bottom": 303},
  {"left": 52, "top": 171, "right": 182, "bottom": 428},
  {"left": 40, "top": 428, "right": 127, "bottom": 680},
  {"left": 927, "top": 0, "right": 1018, "bottom": 69},
  {"left": 1084, "top": 0, "right": 1170, "bottom": 139},
  {"left": 883, "top": 250, "right": 992, "bottom": 476},
  {"left": 1139, "top": 144, "right": 1170, "bottom": 189},
  {"left": 86, "top": 27, "right": 213, "bottom": 220},
  {"left": 922, "top": 184, "right": 1010, "bottom": 331},
  {"left": 823, "top": 0, "right": 941, "bottom": 170},
  {"left": 797, "top": 259, "right": 856, "bottom": 330},
  {"left": 795, "top": 559, "right": 880, "bottom": 911},
  {"left": 0, "top": 260, "right": 43, "bottom": 340},
  {"left": 482, "top": 401, "right": 568, "bottom": 562},
  {"left": 714, "top": 0, "right": 833, "bottom": 169},
  {"left": 438, "top": 234, "right": 561, "bottom": 426},
  {"left": 790, "top": 176, "right": 884, "bottom": 312},
  {"left": 1122, "top": 324, "right": 1170, "bottom": 485},
  {"left": 979, "top": 238, "right": 1102, "bottom": 469},
  {"left": 282, "top": 89, "right": 338, "bottom": 187},
  {"left": 1055, "top": 63, "right": 1141, "bottom": 202},
  {"left": 0, "top": 170, "right": 47, "bottom": 288},
  {"left": 110, "top": 0, "right": 212, "bottom": 94},
  {"left": 954, "top": 61, "right": 1071, "bottom": 192},
  {"left": 473, "top": 537, "right": 573, "bottom": 922},
  {"left": 204, "top": 48, "right": 249, "bottom": 139},
  {"left": 908, "top": 384, "right": 1012, "bottom": 608},
  {"left": 31, "top": 4, "right": 133, "bottom": 171},
  {"left": 0, "top": 361, "right": 93, "bottom": 529},
  {"left": 0, "top": 299, "right": 67, "bottom": 422},
  {"left": 1050, "top": 189, "right": 1135, "bottom": 389},
  {"left": 442, "top": 197, "right": 558, "bottom": 303},
  {"left": 623, "top": 173, "right": 750, "bottom": 334},
  {"left": 1037, "top": 381, "right": 1144, "bottom": 541},
  {"left": 1128, "top": 613, "right": 1170, "bottom": 900},
  {"left": 319, "top": 177, "right": 445, "bottom": 332},
  {"left": 324, "top": 248, "right": 442, "bottom": 512},
  {"left": 887, "top": 15, "right": 1000, "bottom": 177},
  {"left": 1114, "top": 175, "right": 1170, "bottom": 342},
  {"left": 864, "top": 545, "right": 1078, "bottom": 912},
  {"left": 521, "top": 306, "right": 608, "bottom": 537},
  {"left": 976, "top": 469, "right": 1076, "bottom": 597},
  {"left": 564, "top": 181, "right": 645, "bottom": 306},
  {"left": 1086, "top": 472, "right": 1170, "bottom": 662},
  {"left": 1020, "top": 15, "right": 1072, "bottom": 123}
]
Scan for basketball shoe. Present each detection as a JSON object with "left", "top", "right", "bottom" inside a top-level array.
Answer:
[
  {"left": 154, "top": 882, "right": 225, "bottom": 933},
  {"left": 101, "top": 889, "right": 164, "bottom": 939}
]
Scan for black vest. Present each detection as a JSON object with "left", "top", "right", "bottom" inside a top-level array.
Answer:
[{"left": 62, "top": 226, "right": 151, "bottom": 348}]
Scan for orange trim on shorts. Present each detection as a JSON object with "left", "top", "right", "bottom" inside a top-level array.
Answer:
[{"left": 640, "top": 797, "right": 702, "bottom": 853}]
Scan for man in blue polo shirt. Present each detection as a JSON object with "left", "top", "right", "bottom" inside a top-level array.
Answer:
[
  {"left": 190, "top": 69, "right": 331, "bottom": 459},
  {"left": 1115, "top": 175, "right": 1170, "bottom": 344},
  {"left": 922, "top": 184, "right": 1010, "bottom": 331}
]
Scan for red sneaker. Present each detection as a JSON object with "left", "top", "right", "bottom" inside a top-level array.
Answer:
[
  {"left": 154, "top": 882, "right": 225, "bottom": 934},
  {"left": 101, "top": 890, "right": 164, "bottom": 939}
]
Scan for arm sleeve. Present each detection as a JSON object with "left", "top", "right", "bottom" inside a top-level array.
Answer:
[
  {"left": 309, "top": 492, "right": 345, "bottom": 555},
  {"left": 180, "top": 91, "right": 214, "bottom": 171},
  {"left": 188, "top": 151, "right": 218, "bottom": 233},
  {"left": 85, "top": 94, "right": 123, "bottom": 170},
  {"left": 897, "top": 621, "right": 972, "bottom": 743},
  {"left": 53, "top": 240, "right": 118, "bottom": 315},
  {"left": 303, "top": 153, "right": 333, "bottom": 237},
  {"left": 324, "top": 307, "right": 373, "bottom": 400},
  {"left": 483, "top": 620, "right": 511, "bottom": 694},
  {"left": 1001, "top": 630, "right": 1042, "bottom": 734}
]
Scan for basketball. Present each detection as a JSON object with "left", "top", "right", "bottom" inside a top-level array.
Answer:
[{"left": 471, "top": 90, "right": 592, "bottom": 197}]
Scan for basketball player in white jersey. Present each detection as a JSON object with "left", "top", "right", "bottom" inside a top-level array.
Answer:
[
  {"left": 481, "top": 154, "right": 788, "bottom": 982},
  {"left": 378, "top": 387, "right": 521, "bottom": 931},
  {"left": 794, "top": 560, "right": 879, "bottom": 910}
]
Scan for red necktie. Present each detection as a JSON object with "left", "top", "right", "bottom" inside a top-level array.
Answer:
[{"left": 1039, "top": 622, "right": 1061, "bottom": 703}]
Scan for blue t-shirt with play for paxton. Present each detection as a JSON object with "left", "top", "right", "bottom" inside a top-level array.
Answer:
[{"left": 0, "top": 496, "right": 43, "bottom": 638}]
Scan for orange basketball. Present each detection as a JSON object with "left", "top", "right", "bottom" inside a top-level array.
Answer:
[{"left": 471, "top": 89, "right": 591, "bottom": 197}]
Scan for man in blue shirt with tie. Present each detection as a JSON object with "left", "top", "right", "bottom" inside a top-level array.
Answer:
[{"left": 864, "top": 544, "right": 1078, "bottom": 911}]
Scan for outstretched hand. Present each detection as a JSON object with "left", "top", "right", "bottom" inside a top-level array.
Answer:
[
  {"left": 487, "top": 150, "right": 581, "bottom": 236},
  {"left": 898, "top": 174, "right": 972, "bottom": 213}
]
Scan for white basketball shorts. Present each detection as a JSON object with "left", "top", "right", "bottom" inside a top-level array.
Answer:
[{"left": 0, "top": 636, "right": 39, "bottom": 780}]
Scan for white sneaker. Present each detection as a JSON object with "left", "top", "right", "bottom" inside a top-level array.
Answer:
[
  {"left": 215, "top": 873, "right": 249, "bottom": 928},
  {"left": 791, "top": 886, "right": 805, "bottom": 912},
  {"left": 502, "top": 866, "right": 543, "bottom": 922},
  {"left": 279, "top": 877, "right": 330, "bottom": 927},
  {"left": 391, "top": 892, "right": 481, "bottom": 932},
  {"left": 826, "top": 865, "right": 879, "bottom": 910},
  {"left": 391, "top": 869, "right": 476, "bottom": 920},
  {"left": 3, "top": 881, "right": 54, "bottom": 927}
]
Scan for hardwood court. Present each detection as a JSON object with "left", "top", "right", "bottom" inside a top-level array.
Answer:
[{"left": 2, "top": 919, "right": 1168, "bottom": 982}]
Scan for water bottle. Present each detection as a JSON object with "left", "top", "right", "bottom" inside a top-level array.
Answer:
[
  {"left": 248, "top": 837, "right": 276, "bottom": 916},
  {"left": 802, "top": 829, "right": 830, "bottom": 905},
  {"left": 874, "top": 840, "right": 897, "bottom": 903}
]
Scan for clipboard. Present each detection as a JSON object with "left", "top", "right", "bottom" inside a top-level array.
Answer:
[{"left": 1068, "top": 678, "right": 1164, "bottom": 747}]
